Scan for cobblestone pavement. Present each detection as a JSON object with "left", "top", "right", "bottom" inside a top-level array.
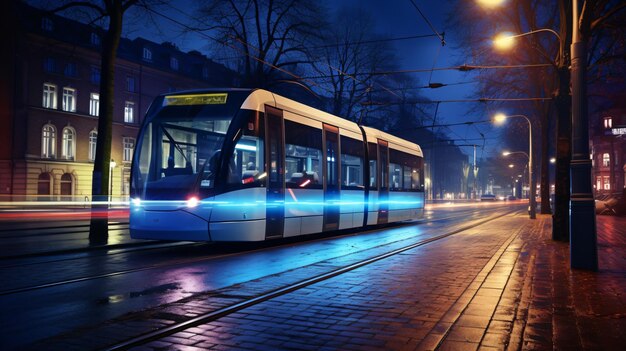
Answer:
[
  {"left": 140, "top": 214, "right": 626, "bottom": 351},
  {"left": 28, "top": 212, "right": 626, "bottom": 350}
]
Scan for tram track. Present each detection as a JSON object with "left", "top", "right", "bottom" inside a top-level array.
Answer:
[
  {"left": 0, "top": 221, "right": 129, "bottom": 236},
  {"left": 0, "top": 206, "right": 508, "bottom": 296},
  {"left": 104, "top": 208, "right": 520, "bottom": 350}
]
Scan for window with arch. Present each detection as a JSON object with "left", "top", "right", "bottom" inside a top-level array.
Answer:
[
  {"left": 62, "top": 127, "right": 76, "bottom": 160},
  {"left": 42, "top": 124, "right": 56, "bottom": 158},
  {"left": 89, "top": 130, "right": 98, "bottom": 161},
  {"left": 61, "top": 173, "right": 73, "bottom": 200}
]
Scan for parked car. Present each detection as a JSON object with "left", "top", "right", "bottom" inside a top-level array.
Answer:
[
  {"left": 507, "top": 195, "right": 517, "bottom": 201},
  {"left": 480, "top": 194, "right": 497, "bottom": 201}
]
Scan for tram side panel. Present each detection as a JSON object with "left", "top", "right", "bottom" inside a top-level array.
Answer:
[{"left": 209, "top": 187, "right": 267, "bottom": 241}]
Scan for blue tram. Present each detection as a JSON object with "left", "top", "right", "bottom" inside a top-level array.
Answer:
[{"left": 130, "top": 89, "right": 424, "bottom": 241}]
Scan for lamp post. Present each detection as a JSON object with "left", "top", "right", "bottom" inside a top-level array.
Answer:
[
  {"left": 491, "top": 27, "right": 567, "bottom": 224},
  {"left": 109, "top": 159, "right": 116, "bottom": 206},
  {"left": 569, "top": 0, "right": 597, "bottom": 270},
  {"left": 494, "top": 114, "right": 535, "bottom": 219}
]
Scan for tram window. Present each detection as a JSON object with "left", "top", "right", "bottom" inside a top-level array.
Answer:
[
  {"left": 285, "top": 120, "right": 322, "bottom": 189},
  {"left": 390, "top": 162, "right": 402, "bottom": 190},
  {"left": 411, "top": 166, "right": 421, "bottom": 190},
  {"left": 368, "top": 143, "right": 377, "bottom": 190},
  {"left": 341, "top": 136, "right": 364, "bottom": 190},
  {"left": 161, "top": 127, "right": 197, "bottom": 176},
  {"left": 412, "top": 156, "right": 424, "bottom": 190},
  {"left": 228, "top": 134, "right": 264, "bottom": 187},
  {"left": 388, "top": 149, "right": 425, "bottom": 192},
  {"left": 403, "top": 165, "right": 412, "bottom": 190}
]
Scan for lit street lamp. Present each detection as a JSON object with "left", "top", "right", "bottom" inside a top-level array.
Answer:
[
  {"left": 494, "top": 113, "right": 536, "bottom": 219},
  {"left": 492, "top": 29, "right": 563, "bottom": 63},
  {"left": 479, "top": 0, "right": 597, "bottom": 273}
]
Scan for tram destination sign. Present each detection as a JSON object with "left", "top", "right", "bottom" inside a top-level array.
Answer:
[
  {"left": 164, "top": 93, "right": 228, "bottom": 106},
  {"left": 611, "top": 127, "right": 626, "bottom": 135}
]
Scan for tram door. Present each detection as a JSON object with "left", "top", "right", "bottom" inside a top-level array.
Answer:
[
  {"left": 265, "top": 106, "right": 285, "bottom": 239},
  {"left": 323, "top": 124, "right": 340, "bottom": 231},
  {"left": 378, "top": 140, "right": 389, "bottom": 224}
]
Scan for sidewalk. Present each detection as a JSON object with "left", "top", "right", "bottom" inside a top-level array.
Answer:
[{"left": 431, "top": 215, "right": 626, "bottom": 351}]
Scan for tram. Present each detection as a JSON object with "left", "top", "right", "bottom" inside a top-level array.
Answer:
[{"left": 130, "top": 89, "right": 424, "bottom": 241}]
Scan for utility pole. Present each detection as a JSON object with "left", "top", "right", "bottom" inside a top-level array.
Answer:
[
  {"left": 473, "top": 145, "right": 478, "bottom": 199},
  {"left": 569, "top": 0, "right": 597, "bottom": 270}
]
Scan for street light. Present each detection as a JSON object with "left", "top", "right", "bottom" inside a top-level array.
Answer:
[
  {"left": 478, "top": 0, "right": 597, "bottom": 271},
  {"left": 109, "top": 159, "right": 116, "bottom": 205},
  {"left": 503, "top": 150, "right": 529, "bottom": 158},
  {"left": 492, "top": 29, "right": 563, "bottom": 64},
  {"left": 493, "top": 113, "right": 536, "bottom": 219},
  {"left": 476, "top": 0, "right": 506, "bottom": 9}
]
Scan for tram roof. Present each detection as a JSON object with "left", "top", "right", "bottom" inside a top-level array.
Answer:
[{"left": 160, "top": 88, "right": 422, "bottom": 157}]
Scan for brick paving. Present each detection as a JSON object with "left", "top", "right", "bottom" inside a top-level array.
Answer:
[
  {"left": 27, "top": 212, "right": 626, "bottom": 350},
  {"left": 140, "top": 214, "right": 626, "bottom": 351}
]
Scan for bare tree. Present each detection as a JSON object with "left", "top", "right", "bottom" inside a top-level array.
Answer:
[
  {"left": 448, "top": 0, "right": 625, "bottom": 238},
  {"left": 311, "top": 6, "right": 397, "bottom": 120},
  {"left": 194, "top": 0, "right": 324, "bottom": 89},
  {"left": 44, "top": 0, "right": 150, "bottom": 241}
]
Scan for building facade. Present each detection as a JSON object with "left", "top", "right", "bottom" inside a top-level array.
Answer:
[
  {"left": 591, "top": 112, "right": 626, "bottom": 196},
  {"left": 1, "top": 3, "right": 237, "bottom": 201}
]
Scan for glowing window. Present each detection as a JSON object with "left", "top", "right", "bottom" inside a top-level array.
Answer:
[
  {"left": 123, "top": 137, "right": 135, "bottom": 162},
  {"left": 602, "top": 153, "right": 610, "bottom": 167},
  {"left": 42, "top": 83, "right": 57, "bottom": 109},
  {"left": 62, "top": 87, "right": 76, "bottom": 112},
  {"left": 62, "top": 127, "right": 76, "bottom": 160},
  {"left": 41, "top": 124, "right": 56, "bottom": 158},
  {"left": 89, "top": 93, "right": 99, "bottom": 116},
  {"left": 89, "top": 130, "right": 97, "bottom": 161},
  {"left": 124, "top": 101, "right": 135, "bottom": 123}
]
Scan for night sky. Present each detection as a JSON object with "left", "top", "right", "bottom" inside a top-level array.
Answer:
[{"left": 121, "top": 0, "right": 493, "bottom": 160}]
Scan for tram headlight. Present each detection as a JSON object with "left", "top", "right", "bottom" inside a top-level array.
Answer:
[
  {"left": 187, "top": 196, "right": 199, "bottom": 208},
  {"left": 131, "top": 198, "right": 141, "bottom": 207}
]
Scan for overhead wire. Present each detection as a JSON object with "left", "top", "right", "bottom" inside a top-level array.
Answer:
[{"left": 407, "top": 0, "right": 445, "bottom": 46}]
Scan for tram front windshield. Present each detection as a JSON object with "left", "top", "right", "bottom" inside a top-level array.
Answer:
[{"left": 132, "top": 106, "right": 233, "bottom": 200}]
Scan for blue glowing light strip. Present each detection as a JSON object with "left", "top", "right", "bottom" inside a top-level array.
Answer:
[{"left": 131, "top": 198, "right": 424, "bottom": 208}]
